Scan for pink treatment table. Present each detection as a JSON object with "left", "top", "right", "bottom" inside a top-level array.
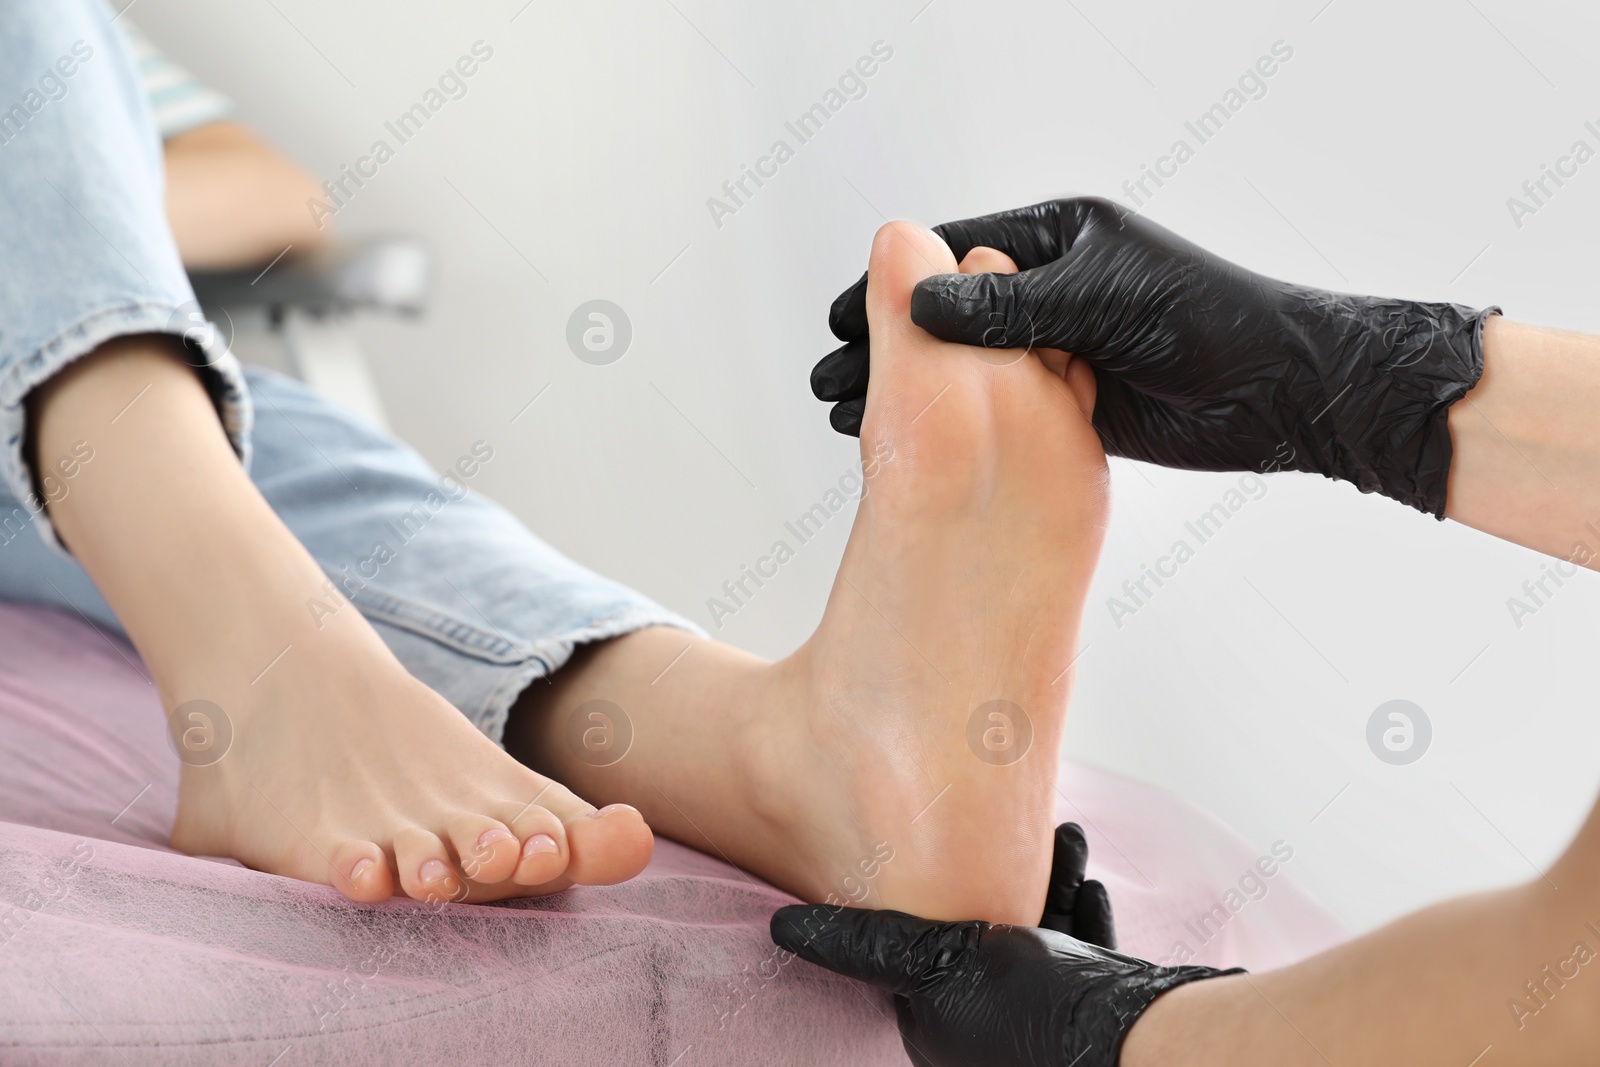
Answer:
[{"left": 0, "top": 601, "right": 1342, "bottom": 1064}]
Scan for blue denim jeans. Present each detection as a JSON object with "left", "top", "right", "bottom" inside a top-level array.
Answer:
[
  {"left": 0, "top": 0, "right": 250, "bottom": 546},
  {"left": 0, "top": 0, "right": 698, "bottom": 742}
]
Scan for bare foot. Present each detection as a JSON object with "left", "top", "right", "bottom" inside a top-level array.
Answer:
[
  {"left": 511, "top": 223, "right": 1105, "bottom": 923},
  {"left": 33, "top": 335, "right": 649, "bottom": 906},
  {"left": 516, "top": 223, "right": 1108, "bottom": 925},
  {"left": 169, "top": 607, "right": 653, "bottom": 904},
  {"left": 757, "top": 221, "right": 1109, "bottom": 923}
]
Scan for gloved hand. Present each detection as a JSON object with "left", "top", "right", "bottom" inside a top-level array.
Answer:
[
  {"left": 811, "top": 196, "right": 1498, "bottom": 518},
  {"left": 766, "top": 822, "right": 1218, "bottom": 1067},
  {"left": 769, "top": 905, "right": 1239, "bottom": 1067}
]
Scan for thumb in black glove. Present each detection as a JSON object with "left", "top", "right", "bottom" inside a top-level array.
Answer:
[
  {"left": 813, "top": 196, "right": 1496, "bottom": 518},
  {"left": 769, "top": 904, "right": 1239, "bottom": 1067}
]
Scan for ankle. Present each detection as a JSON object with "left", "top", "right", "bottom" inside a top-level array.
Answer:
[{"left": 731, "top": 649, "right": 893, "bottom": 901}]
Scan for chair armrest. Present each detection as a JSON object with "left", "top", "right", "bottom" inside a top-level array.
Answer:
[{"left": 189, "top": 235, "right": 430, "bottom": 318}]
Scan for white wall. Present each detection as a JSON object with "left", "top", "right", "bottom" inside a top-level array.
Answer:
[{"left": 133, "top": 0, "right": 1600, "bottom": 934}]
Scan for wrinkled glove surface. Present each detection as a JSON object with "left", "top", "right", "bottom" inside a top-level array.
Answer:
[
  {"left": 813, "top": 196, "right": 1496, "bottom": 517},
  {"left": 767, "top": 822, "right": 1234, "bottom": 1067},
  {"left": 770, "top": 904, "right": 1238, "bottom": 1067}
]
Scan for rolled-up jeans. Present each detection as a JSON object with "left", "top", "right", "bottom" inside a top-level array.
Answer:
[{"left": 0, "top": 0, "right": 699, "bottom": 742}]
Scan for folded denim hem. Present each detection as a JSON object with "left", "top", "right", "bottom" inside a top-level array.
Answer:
[
  {"left": 0, "top": 300, "right": 253, "bottom": 554},
  {"left": 362, "top": 604, "right": 704, "bottom": 746},
  {"left": 466, "top": 606, "right": 706, "bottom": 745}
]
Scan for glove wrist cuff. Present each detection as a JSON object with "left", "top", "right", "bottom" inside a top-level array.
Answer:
[
  {"left": 1067, "top": 963, "right": 1244, "bottom": 1067},
  {"left": 1324, "top": 302, "right": 1496, "bottom": 518}
]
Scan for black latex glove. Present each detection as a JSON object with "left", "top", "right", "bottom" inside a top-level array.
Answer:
[
  {"left": 770, "top": 905, "right": 1239, "bottom": 1067},
  {"left": 1040, "top": 822, "right": 1116, "bottom": 949},
  {"left": 812, "top": 196, "right": 1498, "bottom": 518}
]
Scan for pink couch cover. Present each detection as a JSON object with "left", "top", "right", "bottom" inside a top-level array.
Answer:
[{"left": 0, "top": 602, "right": 1341, "bottom": 1064}]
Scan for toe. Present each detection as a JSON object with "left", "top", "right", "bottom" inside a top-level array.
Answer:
[
  {"left": 447, "top": 816, "right": 520, "bottom": 886},
  {"left": 564, "top": 803, "right": 654, "bottom": 886},
  {"left": 502, "top": 800, "right": 571, "bottom": 887},
  {"left": 394, "top": 828, "right": 463, "bottom": 904},
  {"left": 500, "top": 776, "right": 652, "bottom": 889},
  {"left": 958, "top": 246, "right": 1018, "bottom": 276},
  {"left": 1062, "top": 356, "right": 1097, "bottom": 419},
  {"left": 515, "top": 832, "right": 567, "bottom": 887},
  {"left": 330, "top": 839, "right": 392, "bottom": 903},
  {"left": 868, "top": 221, "right": 957, "bottom": 322}
]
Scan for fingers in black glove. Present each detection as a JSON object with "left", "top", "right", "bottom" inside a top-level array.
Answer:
[
  {"left": 1070, "top": 880, "right": 1117, "bottom": 952},
  {"left": 829, "top": 271, "right": 870, "bottom": 344},
  {"left": 812, "top": 339, "right": 871, "bottom": 401},
  {"left": 825, "top": 200, "right": 1085, "bottom": 349},
  {"left": 908, "top": 195, "right": 1196, "bottom": 358},
  {"left": 817, "top": 274, "right": 871, "bottom": 436},
  {"left": 1040, "top": 821, "right": 1117, "bottom": 950},
  {"left": 812, "top": 336, "right": 870, "bottom": 436},
  {"left": 828, "top": 397, "right": 865, "bottom": 436},
  {"left": 810, "top": 203, "right": 1093, "bottom": 438}
]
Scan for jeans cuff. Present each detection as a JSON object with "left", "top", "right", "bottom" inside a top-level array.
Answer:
[{"left": 0, "top": 301, "right": 253, "bottom": 554}]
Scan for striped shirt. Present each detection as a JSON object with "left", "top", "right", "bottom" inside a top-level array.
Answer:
[{"left": 122, "top": 21, "right": 236, "bottom": 141}]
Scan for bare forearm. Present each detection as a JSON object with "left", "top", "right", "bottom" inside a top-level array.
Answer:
[
  {"left": 163, "top": 122, "right": 328, "bottom": 271},
  {"left": 1445, "top": 317, "right": 1600, "bottom": 568},
  {"left": 1123, "top": 879, "right": 1600, "bottom": 1066}
]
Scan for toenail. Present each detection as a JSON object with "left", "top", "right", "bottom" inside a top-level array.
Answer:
[
  {"left": 350, "top": 858, "right": 375, "bottom": 883},
  {"left": 419, "top": 859, "right": 453, "bottom": 885},
  {"left": 477, "top": 827, "right": 514, "bottom": 851},
  {"left": 522, "top": 833, "right": 558, "bottom": 857},
  {"left": 590, "top": 803, "right": 639, "bottom": 819}
]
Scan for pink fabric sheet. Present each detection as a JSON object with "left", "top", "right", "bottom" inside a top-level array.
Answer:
[{"left": 0, "top": 601, "right": 1342, "bottom": 1064}]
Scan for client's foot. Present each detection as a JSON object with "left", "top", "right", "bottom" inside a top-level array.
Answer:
[
  {"left": 510, "top": 223, "right": 1106, "bottom": 923},
  {"left": 759, "top": 222, "right": 1109, "bottom": 923},
  {"left": 169, "top": 613, "right": 652, "bottom": 904}
]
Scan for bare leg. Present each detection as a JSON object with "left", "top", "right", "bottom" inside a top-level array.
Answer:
[
  {"left": 509, "top": 222, "right": 1109, "bottom": 924},
  {"left": 1122, "top": 317, "right": 1600, "bottom": 1064},
  {"left": 39, "top": 224, "right": 1101, "bottom": 919},
  {"left": 33, "top": 339, "right": 652, "bottom": 903}
]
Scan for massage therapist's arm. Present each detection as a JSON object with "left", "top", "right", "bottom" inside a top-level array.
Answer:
[
  {"left": 1444, "top": 316, "right": 1600, "bottom": 567},
  {"left": 815, "top": 198, "right": 1600, "bottom": 572}
]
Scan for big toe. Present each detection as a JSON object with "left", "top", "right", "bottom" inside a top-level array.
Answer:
[
  {"left": 511, "top": 777, "right": 655, "bottom": 890},
  {"left": 866, "top": 221, "right": 958, "bottom": 323},
  {"left": 958, "top": 245, "right": 1019, "bottom": 276},
  {"left": 564, "top": 804, "right": 654, "bottom": 886}
]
